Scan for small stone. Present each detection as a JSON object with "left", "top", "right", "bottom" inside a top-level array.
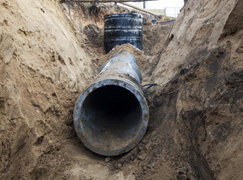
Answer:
[
  {"left": 178, "top": 167, "right": 188, "bottom": 175},
  {"left": 178, "top": 174, "right": 187, "bottom": 180},
  {"left": 130, "top": 156, "right": 135, "bottom": 161},
  {"left": 138, "top": 145, "right": 143, "bottom": 151},
  {"left": 137, "top": 153, "right": 146, "bottom": 160},
  {"left": 151, "top": 163, "right": 156, "bottom": 168},
  {"left": 143, "top": 166, "right": 147, "bottom": 171},
  {"left": 105, "top": 157, "right": 110, "bottom": 163},
  {"left": 145, "top": 143, "right": 150, "bottom": 150},
  {"left": 117, "top": 163, "right": 122, "bottom": 169},
  {"left": 188, "top": 173, "right": 199, "bottom": 180}
]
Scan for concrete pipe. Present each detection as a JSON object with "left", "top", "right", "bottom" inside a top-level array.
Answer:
[{"left": 73, "top": 52, "right": 149, "bottom": 156}]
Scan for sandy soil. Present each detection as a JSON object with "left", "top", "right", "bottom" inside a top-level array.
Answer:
[{"left": 0, "top": 0, "right": 242, "bottom": 180}]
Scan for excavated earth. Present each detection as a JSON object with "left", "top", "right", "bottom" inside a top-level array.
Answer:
[{"left": 0, "top": 0, "right": 242, "bottom": 180}]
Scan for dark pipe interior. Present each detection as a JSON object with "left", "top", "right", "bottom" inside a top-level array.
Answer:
[{"left": 81, "top": 85, "right": 142, "bottom": 150}]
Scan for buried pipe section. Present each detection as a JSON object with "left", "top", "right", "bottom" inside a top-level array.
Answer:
[
  {"left": 104, "top": 13, "right": 143, "bottom": 53},
  {"left": 74, "top": 52, "right": 149, "bottom": 156}
]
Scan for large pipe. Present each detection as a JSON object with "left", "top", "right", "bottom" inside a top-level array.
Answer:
[{"left": 73, "top": 52, "right": 149, "bottom": 156}]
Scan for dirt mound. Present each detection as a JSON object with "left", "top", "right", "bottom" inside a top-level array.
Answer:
[
  {"left": 117, "top": 0, "right": 243, "bottom": 179},
  {"left": 143, "top": 22, "right": 174, "bottom": 55},
  {"left": 0, "top": 0, "right": 168, "bottom": 179},
  {"left": 0, "top": 0, "right": 242, "bottom": 180},
  {"left": 0, "top": 0, "right": 96, "bottom": 179}
]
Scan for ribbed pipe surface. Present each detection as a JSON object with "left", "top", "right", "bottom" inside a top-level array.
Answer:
[{"left": 104, "top": 13, "right": 143, "bottom": 53}]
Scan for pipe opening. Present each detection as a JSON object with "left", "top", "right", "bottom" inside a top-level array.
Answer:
[{"left": 81, "top": 85, "right": 143, "bottom": 151}]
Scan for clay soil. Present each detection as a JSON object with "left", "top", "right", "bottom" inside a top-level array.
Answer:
[{"left": 0, "top": 0, "right": 242, "bottom": 180}]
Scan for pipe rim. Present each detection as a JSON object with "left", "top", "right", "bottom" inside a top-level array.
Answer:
[{"left": 73, "top": 78, "right": 149, "bottom": 156}]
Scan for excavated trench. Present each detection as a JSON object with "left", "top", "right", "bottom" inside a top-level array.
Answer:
[{"left": 0, "top": 0, "right": 242, "bottom": 180}]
